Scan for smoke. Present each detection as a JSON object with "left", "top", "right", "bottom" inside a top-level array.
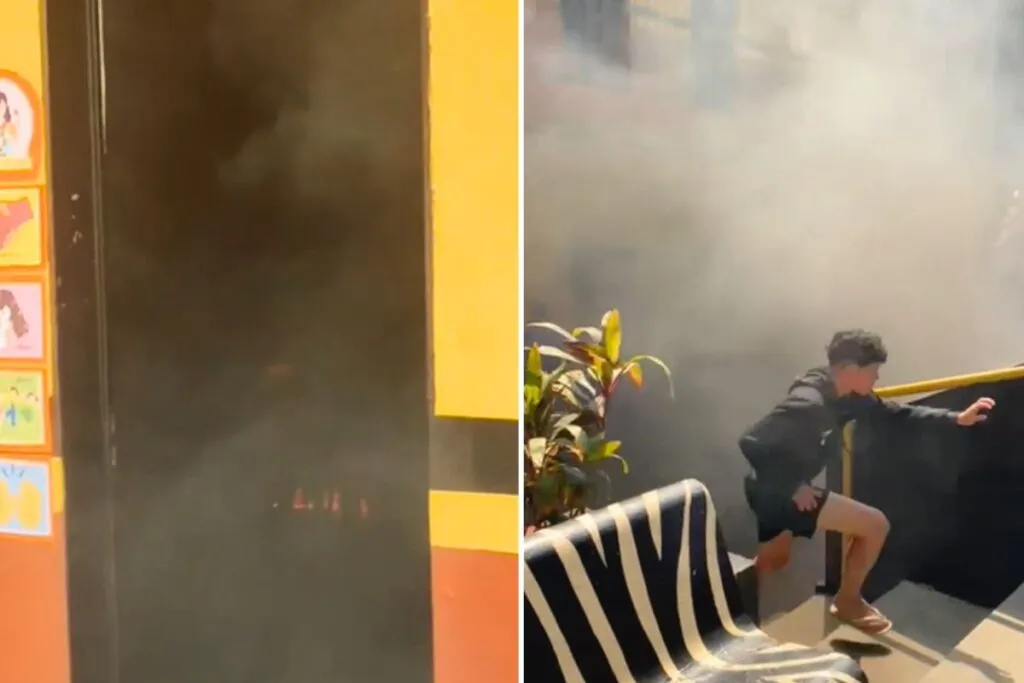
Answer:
[
  {"left": 526, "top": 0, "right": 1024, "bottom": 540},
  {"left": 208, "top": 0, "right": 423, "bottom": 200},
  {"left": 101, "top": 0, "right": 431, "bottom": 680},
  {"left": 201, "top": 0, "right": 428, "bottom": 447}
]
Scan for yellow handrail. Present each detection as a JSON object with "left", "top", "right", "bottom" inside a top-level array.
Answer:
[{"left": 875, "top": 365, "right": 1024, "bottom": 399}]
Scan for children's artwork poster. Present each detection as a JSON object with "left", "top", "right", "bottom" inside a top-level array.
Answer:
[
  {"left": 0, "top": 72, "right": 40, "bottom": 175},
  {"left": 0, "top": 281, "right": 43, "bottom": 360},
  {"left": 0, "top": 370, "right": 46, "bottom": 448},
  {"left": 0, "top": 187, "right": 42, "bottom": 267},
  {"left": 0, "top": 4, "right": 48, "bottom": 185},
  {"left": 0, "top": 457, "right": 51, "bottom": 537}
]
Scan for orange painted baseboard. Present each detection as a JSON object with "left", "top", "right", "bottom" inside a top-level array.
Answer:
[
  {"left": 431, "top": 547, "right": 517, "bottom": 683},
  {"left": 0, "top": 516, "right": 69, "bottom": 683}
]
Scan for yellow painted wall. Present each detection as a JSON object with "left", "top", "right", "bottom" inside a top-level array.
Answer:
[
  {"left": 426, "top": 1, "right": 520, "bottom": 681},
  {"left": 429, "top": 490, "right": 519, "bottom": 554},
  {"left": 427, "top": 0, "right": 519, "bottom": 421}
]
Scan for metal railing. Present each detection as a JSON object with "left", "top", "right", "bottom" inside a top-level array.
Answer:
[{"left": 820, "top": 365, "right": 1024, "bottom": 596}]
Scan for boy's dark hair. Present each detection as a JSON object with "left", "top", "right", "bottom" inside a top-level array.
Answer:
[{"left": 826, "top": 329, "right": 888, "bottom": 367}]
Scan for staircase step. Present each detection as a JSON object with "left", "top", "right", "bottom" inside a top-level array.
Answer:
[
  {"left": 918, "top": 580, "right": 1024, "bottom": 682},
  {"left": 823, "top": 582, "right": 987, "bottom": 683},
  {"left": 762, "top": 582, "right": 989, "bottom": 682}
]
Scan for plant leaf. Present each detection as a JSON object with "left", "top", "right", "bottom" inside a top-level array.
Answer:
[
  {"left": 563, "top": 369, "right": 599, "bottom": 395},
  {"left": 559, "top": 463, "right": 589, "bottom": 486},
  {"left": 563, "top": 424, "right": 583, "bottom": 441},
  {"left": 527, "top": 437, "right": 548, "bottom": 469},
  {"left": 553, "top": 385, "right": 583, "bottom": 409},
  {"left": 538, "top": 365, "right": 571, "bottom": 409},
  {"left": 607, "top": 366, "right": 623, "bottom": 395},
  {"left": 535, "top": 472, "right": 560, "bottom": 503},
  {"left": 626, "top": 362, "right": 643, "bottom": 389},
  {"left": 599, "top": 357, "right": 614, "bottom": 389},
  {"left": 579, "top": 431, "right": 603, "bottom": 459},
  {"left": 564, "top": 340, "right": 607, "bottom": 365},
  {"left": 628, "top": 354, "right": 675, "bottom": 398},
  {"left": 572, "top": 326, "right": 603, "bottom": 342},
  {"left": 581, "top": 439, "right": 628, "bottom": 473},
  {"left": 550, "top": 412, "right": 581, "bottom": 438},
  {"left": 598, "top": 448, "right": 626, "bottom": 475},
  {"left": 523, "top": 345, "right": 546, "bottom": 416},
  {"left": 562, "top": 342, "right": 609, "bottom": 389},
  {"left": 526, "top": 344, "right": 543, "bottom": 376},
  {"left": 575, "top": 428, "right": 591, "bottom": 452},
  {"left": 601, "top": 309, "right": 623, "bottom": 365},
  {"left": 539, "top": 362, "right": 569, "bottom": 391},
  {"left": 527, "top": 321, "right": 575, "bottom": 341},
  {"left": 603, "top": 440, "right": 622, "bottom": 456},
  {"left": 523, "top": 384, "right": 542, "bottom": 414},
  {"left": 537, "top": 345, "right": 584, "bottom": 366},
  {"left": 532, "top": 399, "right": 554, "bottom": 436}
]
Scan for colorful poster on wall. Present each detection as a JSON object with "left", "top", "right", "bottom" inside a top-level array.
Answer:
[
  {"left": 0, "top": 71, "right": 42, "bottom": 177},
  {"left": 0, "top": 369, "right": 47, "bottom": 448},
  {"left": 0, "top": 280, "right": 44, "bottom": 360},
  {"left": 0, "top": 457, "right": 51, "bottom": 537},
  {"left": 0, "top": 187, "right": 43, "bottom": 266}
]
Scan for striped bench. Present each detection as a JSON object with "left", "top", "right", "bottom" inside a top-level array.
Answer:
[{"left": 524, "top": 479, "right": 866, "bottom": 682}]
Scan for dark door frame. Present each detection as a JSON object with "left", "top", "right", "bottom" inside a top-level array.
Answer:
[{"left": 46, "top": 0, "right": 118, "bottom": 681}]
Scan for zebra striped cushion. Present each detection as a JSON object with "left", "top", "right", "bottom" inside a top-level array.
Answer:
[{"left": 524, "top": 479, "right": 866, "bottom": 682}]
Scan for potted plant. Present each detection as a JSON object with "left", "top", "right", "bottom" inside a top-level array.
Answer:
[{"left": 523, "top": 309, "right": 673, "bottom": 532}]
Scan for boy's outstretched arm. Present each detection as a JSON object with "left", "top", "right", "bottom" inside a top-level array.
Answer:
[{"left": 856, "top": 394, "right": 995, "bottom": 426}]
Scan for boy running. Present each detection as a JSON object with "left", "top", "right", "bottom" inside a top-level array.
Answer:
[{"left": 739, "top": 330, "right": 995, "bottom": 634}]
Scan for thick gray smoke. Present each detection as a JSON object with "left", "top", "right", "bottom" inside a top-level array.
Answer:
[{"left": 526, "top": 0, "right": 1024, "bottom": 551}]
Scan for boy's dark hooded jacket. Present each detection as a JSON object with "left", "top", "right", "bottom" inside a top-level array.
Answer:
[{"left": 739, "top": 367, "right": 959, "bottom": 498}]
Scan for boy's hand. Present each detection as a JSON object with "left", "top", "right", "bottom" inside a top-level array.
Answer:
[
  {"left": 956, "top": 397, "right": 996, "bottom": 426},
  {"left": 792, "top": 484, "right": 820, "bottom": 512}
]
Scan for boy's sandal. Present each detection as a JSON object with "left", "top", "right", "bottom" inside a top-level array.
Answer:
[{"left": 829, "top": 604, "right": 893, "bottom": 636}]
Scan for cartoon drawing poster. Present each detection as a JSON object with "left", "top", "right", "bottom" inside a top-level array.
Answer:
[
  {"left": 0, "top": 188, "right": 42, "bottom": 266},
  {"left": 0, "top": 370, "right": 46, "bottom": 448},
  {"left": 0, "top": 72, "right": 40, "bottom": 175},
  {"left": 0, "top": 457, "right": 51, "bottom": 537},
  {"left": 0, "top": 281, "right": 43, "bottom": 360},
  {"left": 0, "top": 5, "right": 47, "bottom": 186}
]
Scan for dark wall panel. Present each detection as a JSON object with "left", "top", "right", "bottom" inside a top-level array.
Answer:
[{"left": 851, "top": 377, "right": 1024, "bottom": 606}]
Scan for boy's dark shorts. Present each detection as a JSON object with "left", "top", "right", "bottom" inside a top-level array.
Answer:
[{"left": 744, "top": 476, "right": 830, "bottom": 543}]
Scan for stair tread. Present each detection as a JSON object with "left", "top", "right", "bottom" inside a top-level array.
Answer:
[
  {"left": 919, "top": 581, "right": 1024, "bottom": 682},
  {"left": 762, "top": 582, "right": 989, "bottom": 682}
]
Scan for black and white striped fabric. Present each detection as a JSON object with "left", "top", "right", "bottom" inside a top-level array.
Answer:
[{"left": 524, "top": 479, "right": 866, "bottom": 682}]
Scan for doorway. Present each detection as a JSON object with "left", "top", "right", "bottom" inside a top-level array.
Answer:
[{"left": 49, "top": 1, "right": 433, "bottom": 682}]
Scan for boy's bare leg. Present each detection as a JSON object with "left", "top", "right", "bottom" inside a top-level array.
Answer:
[
  {"left": 816, "top": 493, "right": 890, "bottom": 622},
  {"left": 755, "top": 531, "right": 793, "bottom": 576}
]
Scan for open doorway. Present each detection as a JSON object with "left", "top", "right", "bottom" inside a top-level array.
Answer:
[{"left": 50, "top": 0, "right": 433, "bottom": 681}]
